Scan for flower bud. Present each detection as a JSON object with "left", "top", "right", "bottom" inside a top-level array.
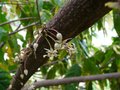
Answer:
[
  {"left": 14, "top": 56, "right": 19, "bottom": 62},
  {"left": 20, "top": 53, "right": 24, "bottom": 60},
  {"left": 54, "top": 43, "right": 61, "bottom": 50},
  {"left": 20, "top": 74, "right": 24, "bottom": 79},
  {"left": 56, "top": 33, "right": 62, "bottom": 41},
  {"left": 24, "top": 69, "right": 28, "bottom": 76},
  {"left": 33, "top": 43, "right": 38, "bottom": 51}
]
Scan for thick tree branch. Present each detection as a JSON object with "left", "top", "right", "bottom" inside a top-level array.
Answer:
[
  {"left": 26, "top": 72, "right": 120, "bottom": 89},
  {"left": 7, "top": 0, "right": 116, "bottom": 90}
]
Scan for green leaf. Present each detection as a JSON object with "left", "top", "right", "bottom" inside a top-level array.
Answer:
[
  {"left": 0, "top": 84, "right": 5, "bottom": 90},
  {"left": 0, "top": 7, "right": 7, "bottom": 23},
  {"left": 40, "top": 67, "right": 48, "bottom": 76},
  {"left": 16, "top": 34, "right": 25, "bottom": 42},
  {"left": 46, "top": 65, "right": 57, "bottom": 79},
  {"left": 50, "top": 0, "right": 63, "bottom": 7},
  {"left": 38, "top": 0, "right": 43, "bottom": 10},
  {"left": 8, "top": 35, "right": 20, "bottom": 55},
  {"left": 41, "top": 9, "right": 52, "bottom": 23},
  {"left": 86, "top": 81, "right": 93, "bottom": 90},
  {"left": 58, "top": 50, "right": 67, "bottom": 60},
  {"left": 0, "top": 49, "right": 4, "bottom": 61},
  {"left": 43, "top": 1, "right": 54, "bottom": 10},
  {"left": 83, "top": 59, "right": 100, "bottom": 75},
  {"left": 65, "top": 64, "right": 81, "bottom": 77},
  {"left": 113, "top": 11, "right": 120, "bottom": 37},
  {"left": 57, "top": 63, "right": 67, "bottom": 75},
  {"left": 97, "top": 19, "right": 103, "bottom": 30},
  {"left": 63, "top": 84, "right": 77, "bottom": 90},
  {"left": 0, "top": 6, "right": 11, "bottom": 31},
  {"left": 0, "top": 69, "right": 11, "bottom": 89},
  {"left": 0, "top": 27, "right": 8, "bottom": 42},
  {"left": 101, "top": 49, "right": 114, "bottom": 67},
  {"left": 63, "top": 64, "right": 81, "bottom": 90}
]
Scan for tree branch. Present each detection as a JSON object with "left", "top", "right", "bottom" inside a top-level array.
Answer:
[
  {"left": 7, "top": 0, "right": 116, "bottom": 90},
  {"left": 0, "top": 1, "right": 34, "bottom": 5},
  {"left": 25, "top": 72, "right": 120, "bottom": 89},
  {"left": 0, "top": 17, "right": 36, "bottom": 26},
  {"left": 8, "top": 21, "right": 40, "bottom": 36}
]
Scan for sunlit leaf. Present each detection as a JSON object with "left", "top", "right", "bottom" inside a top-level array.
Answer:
[
  {"left": 97, "top": 19, "right": 103, "bottom": 30},
  {"left": 113, "top": 11, "right": 120, "bottom": 36},
  {"left": 41, "top": 9, "right": 52, "bottom": 23},
  {"left": 86, "top": 81, "right": 93, "bottom": 90},
  {"left": 46, "top": 65, "right": 57, "bottom": 79},
  {"left": 38, "top": 0, "right": 43, "bottom": 10}
]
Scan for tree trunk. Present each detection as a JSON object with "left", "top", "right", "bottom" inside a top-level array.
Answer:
[{"left": 7, "top": 0, "right": 116, "bottom": 89}]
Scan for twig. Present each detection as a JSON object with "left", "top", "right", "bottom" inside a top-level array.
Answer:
[
  {"left": 0, "top": 42, "right": 5, "bottom": 48},
  {"left": 36, "top": 0, "right": 42, "bottom": 25},
  {"left": 27, "top": 72, "right": 120, "bottom": 89},
  {"left": 0, "top": 17, "right": 36, "bottom": 26},
  {"left": 42, "top": 58, "right": 66, "bottom": 67},
  {"left": 9, "top": 21, "right": 40, "bottom": 36},
  {"left": 0, "top": 1, "right": 35, "bottom": 5},
  {"left": 0, "top": 2, "right": 26, "bottom": 5}
]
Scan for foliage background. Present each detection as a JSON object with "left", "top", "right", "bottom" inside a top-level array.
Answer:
[{"left": 0, "top": 0, "right": 120, "bottom": 90}]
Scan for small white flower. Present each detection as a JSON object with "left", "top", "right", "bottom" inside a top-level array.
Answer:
[
  {"left": 33, "top": 43, "right": 38, "bottom": 51},
  {"left": 54, "top": 43, "right": 62, "bottom": 50},
  {"left": 20, "top": 82, "right": 23, "bottom": 86},
  {"left": 14, "top": 56, "right": 19, "bottom": 62},
  {"left": 67, "top": 44, "right": 76, "bottom": 55},
  {"left": 8, "top": 84, "right": 12, "bottom": 89},
  {"left": 56, "top": 33, "right": 62, "bottom": 41},
  {"left": 43, "top": 48, "right": 58, "bottom": 60},
  {"left": 61, "top": 42, "right": 68, "bottom": 49},
  {"left": 20, "top": 74, "right": 24, "bottom": 79},
  {"left": 24, "top": 69, "right": 28, "bottom": 76},
  {"left": 21, "top": 50, "right": 25, "bottom": 54},
  {"left": 68, "top": 47, "right": 76, "bottom": 55},
  {"left": 62, "top": 42, "right": 76, "bottom": 56},
  {"left": 20, "top": 53, "right": 24, "bottom": 60},
  {"left": 39, "top": 29, "right": 42, "bottom": 34}
]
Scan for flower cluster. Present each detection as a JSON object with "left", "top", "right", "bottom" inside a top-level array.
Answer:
[{"left": 43, "top": 30, "right": 76, "bottom": 60}]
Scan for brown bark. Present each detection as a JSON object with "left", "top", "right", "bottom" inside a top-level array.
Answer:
[
  {"left": 27, "top": 72, "right": 120, "bottom": 89},
  {"left": 7, "top": 0, "right": 116, "bottom": 90}
]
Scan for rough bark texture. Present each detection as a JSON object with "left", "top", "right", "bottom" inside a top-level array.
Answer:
[{"left": 7, "top": 0, "right": 116, "bottom": 90}]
